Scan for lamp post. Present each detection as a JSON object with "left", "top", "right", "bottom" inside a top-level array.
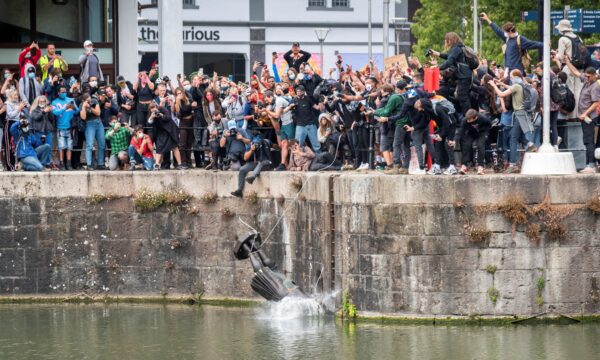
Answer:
[
  {"left": 383, "top": 0, "right": 390, "bottom": 59},
  {"left": 520, "top": 0, "right": 576, "bottom": 174},
  {"left": 314, "top": 28, "right": 330, "bottom": 76},
  {"left": 473, "top": 0, "right": 478, "bottom": 52},
  {"left": 368, "top": 0, "right": 372, "bottom": 70}
]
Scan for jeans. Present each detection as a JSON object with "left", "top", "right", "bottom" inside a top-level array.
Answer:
[
  {"left": 128, "top": 145, "right": 155, "bottom": 170},
  {"left": 393, "top": 125, "right": 412, "bottom": 168},
  {"left": 509, "top": 123, "right": 533, "bottom": 165},
  {"left": 84, "top": 119, "right": 106, "bottom": 167},
  {"left": 108, "top": 151, "right": 128, "bottom": 170},
  {"left": 412, "top": 128, "right": 438, "bottom": 168},
  {"left": 295, "top": 124, "right": 320, "bottom": 153},
  {"left": 21, "top": 144, "right": 51, "bottom": 171},
  {"left": 550, "top": 110, "right": 559, "bottom": 146},
  {"left": 501, "top": 126, "right": 512, "bottom": 162},
  {"left": 237, "top": 160, "right": 272, "bottom": 192}
]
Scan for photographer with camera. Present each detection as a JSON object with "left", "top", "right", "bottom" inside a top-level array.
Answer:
[
  {"left": 42, "top": 68, "right": 66, "bottom": 101},
  {"left": 78, "top": 40, "right": 104, "bottom": 84},
  {"left": 10, "top": 117, "right": 51, "bottom": 171},
  {"left": 205, "top": 110, "right": 226, "bottom": 170},
  {"left": 79, "top": 93, "right": 106, "bottom": 170},
  {"left": 128, "top": 125, "right": 155, "bottom": 171},
  {"left": 220, "top": 117, "right": 251, "bottom": 171},
  {"left": 147, "top": 102, "right": 183, "bottom": 170},
  {"left": 105, "top": 116, "right": 133, "bottom": 170},
  {"left": 29, "top": 95, "right": 55, "bottom": 156},
  {"left": 116, "top": 75, "right": 136, "bottom": 126},
  {"left": 52, "top": 85, "right": 78, "bottom": 170},
  {"left": 231, "top": 135, "right": 273, "bottom": 198},
  {"left": 39, "top": 43, "right": 68, "bottom": 83}
]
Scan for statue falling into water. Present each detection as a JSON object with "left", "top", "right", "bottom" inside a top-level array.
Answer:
[{"left": 234, "top": 233, "right": 304, "bottom": 301}]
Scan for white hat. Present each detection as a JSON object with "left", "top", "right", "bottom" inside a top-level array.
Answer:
[
  {"left": 83, "top": 40, "right": 93, "bottom": 47},
  {"left": 555, "top": 19, "right": 574, "bottom": 33}
]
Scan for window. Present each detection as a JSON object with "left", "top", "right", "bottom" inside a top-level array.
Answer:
[
  {"left": 183, "top": 0, "right": 199, "bottom": 9},
  {"left": 331, "top": 0, "right": 349, "bottom": 8},
  {"left": 308, "top": 0, "right": 326, "bottom": 7}
]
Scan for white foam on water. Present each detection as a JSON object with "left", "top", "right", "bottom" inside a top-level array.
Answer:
[{"left": 256, "top": 291, "right": 341, "bottom": 321}]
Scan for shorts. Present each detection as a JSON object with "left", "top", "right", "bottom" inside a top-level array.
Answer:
[
  {"left": 380, "top": 129, "right": 394, "bottom": 152},
  {"left": 57, "top": 129, "right": 73, "bottom": 150},
  {"left": 279, "top": 123, "right": 295, "bottom": 141}
]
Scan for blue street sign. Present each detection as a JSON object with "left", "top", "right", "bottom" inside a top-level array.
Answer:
[{"left": 521, "top": 9, "right": 600, "bottom": 33}]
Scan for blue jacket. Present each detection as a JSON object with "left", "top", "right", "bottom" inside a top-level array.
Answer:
[
  {"left": 439, "top": 43, "right": 473, "bottom": 79},
  {"left": 490, "top": 22, "right": 543, "bottom": 73},
  {"left": 10, "top": 121, "right": 43, "bottom": 159},
  {"left": 52, "top": 97, "right": 79, "bottom": 130}
]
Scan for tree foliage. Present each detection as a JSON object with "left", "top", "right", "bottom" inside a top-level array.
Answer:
[{"left": 411, "top": 0, "right": 600, "bottom": 64}]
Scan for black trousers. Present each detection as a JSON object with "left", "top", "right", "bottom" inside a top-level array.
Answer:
[
  {"left": 461, "top": 130, "right": 489, "bottom": 167},
  {"left": 456, "top": 78, "right": 472, "bottom": 115}
]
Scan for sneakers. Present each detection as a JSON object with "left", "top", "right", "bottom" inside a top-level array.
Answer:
[
  {"left": 427, "top": 164, "right": 441, "bottom": 175},
  {"left": 526, "top": 142, "right": 537, "bottom": 152},
  {"left": 504, "top": 165, "right": 519, "bottom": 174},
  {"left": 410, "top": 168, "right": 426, "bottom": 175},
  {"left": 153, "top": 163, "right": 161, "bottom": 171},
  {"left": 129, "top": 161, "right": 137, "bottom": 171},
  {"left": 557, "top": 136, "right": 562, "bottom": 147},
  {"left": 458, "top": 165, "right": 468, "bottom": 175},
  {"left": 477, "top": 166, "right": 485, "bottom": 175},
  {"left": 398, "top": 167, "right": 409, "bottom": 175},
  {"left": 443, "top": 165, "right": 457, "bottom": 175},
  {"left": 580, "top": 166, "right": 596, "bottom": 174},
  {"left": 0, "top": 162, "right": 4, "bottom": 171},
  {"left": 357, "top": 163, "right": 369, "bottom": 171},
  {"left": 246, "top": 175, "right": 256, "bottom": 185},
  {"left": 275, "top": 164, "right": 286, "bottom": 171},
  {"left": 341, "top": 164, "right": 354, "bottom": 171},
  {"left": 231, "top": 190, "right": 243, "bottom": 198},
  {"left": 65, "top": 160, "right": 72, "bottom": 171},
  {"left": 59, "top": 161, "right": 66, "bottom": 171}
]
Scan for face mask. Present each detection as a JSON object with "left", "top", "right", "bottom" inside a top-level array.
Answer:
[
  {"left": 503, "top": 32, "right": 510, "bottom": 38},
  {"left": 305, "top": 74, "right": 312, "bottom": 80},
  {"left": 184, "top": 85, "right": 191, "bottom": 91},
  {"left": 3, "top": 73, "right": 9, "bottom": 79},
  {"left": 137, "top": 133, "right": 144, "bottom": 139},
  {"left": 511, "top": 77, "right": 522, "bottom": 84},
  {"left": 39, "top": 102, "right": 47, "bottom": 107},
  {"left": 58, "top": 93, "right": 67, "bottom": 99},
  {"left": 251, "top": 84, "right": 259, "bottom": 89},
  {"left": 288, "top": 74, "right": 296, "bottom": 80},
  {"left": 85, "top": 46, "right": 93, "bottom": 53},
  {"left": 297, "top": 73, "right": 304, "bottom": 81},
  {"left": 365, "top": 84, "right": 372, "bottom": 92},
  {"left": 22, "top": 126, "right": 29, "bottom": 133},
  {"left": 89, "top": 81, "right": 97, "bottom": 88},
  {"left": 28, "top": 72, "right": 35, "bottom": 79}
]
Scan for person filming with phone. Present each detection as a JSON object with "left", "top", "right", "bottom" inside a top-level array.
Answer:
[
  {"left": 79, "top": 40, "right": 104, "bottom": 84},
  {"left": 39, "top": 43, "right": 68, "bottom": 82}
]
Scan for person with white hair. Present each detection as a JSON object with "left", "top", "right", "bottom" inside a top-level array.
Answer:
[{"left": 555, "top": 19, "right": 589, "bottom": 119}]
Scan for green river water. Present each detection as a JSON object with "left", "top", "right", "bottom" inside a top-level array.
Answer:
[{"left": 0, "top": 303, "right": 599, "bottom": 360}]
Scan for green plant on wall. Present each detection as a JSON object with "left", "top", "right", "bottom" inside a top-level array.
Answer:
[
  {"left": 488, "top": 287, "right": 500, "bottom": 306},
  {"left": 536, "top": 276, "right": 546, "bottom": 306},
  {"left": 341, "top": 290, "right": 357, "bottom": 319}
]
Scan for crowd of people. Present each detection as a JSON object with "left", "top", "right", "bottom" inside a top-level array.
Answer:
[{"left": 1, "top": 16, "right": 600, "bottom": 192}]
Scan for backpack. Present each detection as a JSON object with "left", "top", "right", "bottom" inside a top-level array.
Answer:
[
  {"left": 550, "top": 79, "right": 575, "bottom": 113},
  {"left": 462, "top": 46, "right": 480, "bottom": 70},
  {"left": 431, "top": 96, "right": 456, "bottom": 115},
  {"left": 516, "top": 82, "right": 536, "bottom": 113},
  {"left": 504, "top": 36, "right": 531, "bottom": 69},
  {"left": 569, "top": 36, "right": 591, "bottom": 69}
]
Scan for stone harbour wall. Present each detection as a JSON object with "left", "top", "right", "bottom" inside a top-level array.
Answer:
[{"left": 0, "top": 171, "right": 600, "bottom": 318}]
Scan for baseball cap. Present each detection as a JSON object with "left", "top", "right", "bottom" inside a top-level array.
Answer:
[
  {"left": 292, "top": 42, "right": 300, "bottom": 47},
  {"left": 295, "top": 85, "right": 306, "bottom": 92},
  {"left": 83, "top": 40, "right": 93, "bottom": 47}
]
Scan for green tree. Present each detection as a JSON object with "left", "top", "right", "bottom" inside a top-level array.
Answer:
[{"left": 412, "top": 0, "right": 600, "bottom": 65}]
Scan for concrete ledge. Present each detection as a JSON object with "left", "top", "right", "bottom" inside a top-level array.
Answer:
[{"left": 1, "top": 171, "right": 599, "bottom": 206}]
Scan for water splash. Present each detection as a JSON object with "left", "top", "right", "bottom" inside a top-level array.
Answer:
[{"left": 256, "top": 290, "right": 341, "bottom": 321}]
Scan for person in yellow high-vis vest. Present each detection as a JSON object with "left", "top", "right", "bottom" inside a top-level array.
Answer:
[{"left": 38, "top": 43, "right": 68, "bottom": 82}]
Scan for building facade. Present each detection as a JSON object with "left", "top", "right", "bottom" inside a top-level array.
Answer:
[
  {"left": 137, "top": 0, "right": 417, "bottom": 81},
  {"left": 0, "top": 0, "right": 418, "bottom": 83}
]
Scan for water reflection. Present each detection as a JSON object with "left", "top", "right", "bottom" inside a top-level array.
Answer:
[{"left": 0, "top": 304, "right": 599, "bottom": 360}]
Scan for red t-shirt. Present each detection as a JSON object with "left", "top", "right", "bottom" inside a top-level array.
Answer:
[{"left": 130, "top": 135, "right": 154, "bottom": 159}]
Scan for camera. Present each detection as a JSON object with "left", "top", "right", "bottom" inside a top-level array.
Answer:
[
  {"left": 19, "top": 118, "right": 30, "bottom": 128},
  {"left": 152, "top": 109, "right": 163, "bottom": 119},
  {"left": 162, "top": 76, "right": 170, "bottom": 83},
  {"left": 55, "top": 50, "right": 62, "bottom": 55},
  {"left": 256, "top": 101, "right": 265, "bottom": 110},
  {"left": 425, "top": 49, "right": 434, "bottom": 57}
]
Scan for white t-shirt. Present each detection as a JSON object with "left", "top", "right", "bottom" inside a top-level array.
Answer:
[{"left": 275, "top": 96, "right": 293, "bottom": 126}]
